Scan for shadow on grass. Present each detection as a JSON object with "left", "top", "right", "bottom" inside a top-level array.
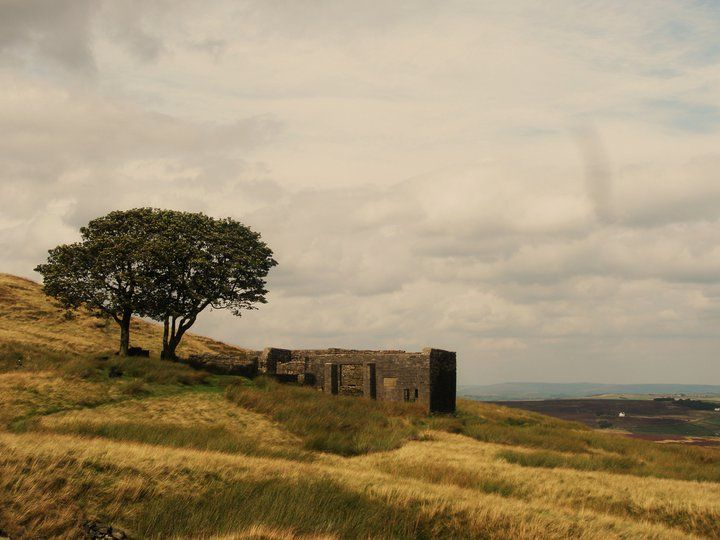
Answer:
[
  {"left": 226, "top": 379, "right": 720, "bottom": 483},
  {"left": 128, "top": 475, "right": 474, "bottom": 540},
  {"left": 45, "top": 421, "right": 311, "bottom": 462},
  {"left": 225, "top": 377, "right": 422, "bottom": 456}
]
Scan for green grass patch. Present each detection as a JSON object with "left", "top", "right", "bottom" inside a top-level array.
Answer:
[
  {"left": 63, "top": 355, "right": 212, "bottom": 386},
  {"left": 377, "top": 461, "right": 524, "bottom": 499},
  {"left": 496, "top": 443, "right": 720, "bottom": 483},
  {"left": 127, "top": 475, "right": 476, "bottom": 540},
  {"left": 45, "top": 421, "right": 311, "bottom": 461},
  {"left": 431, "top": 402, "right": 720, "bottom": 483},
  {"left": 0, "top": 342, "right": 71, "bottom": 372},
  {"left": 497, "top": 448, "right": 639, "bottom": 474},
  {"left": 225, "top": 380, "right": 720, "bottom": 481},
  {"left": 225, "top": 377, "right": 421, "bottom": 456}
]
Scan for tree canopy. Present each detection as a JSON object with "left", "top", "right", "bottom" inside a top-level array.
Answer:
[
  {"left": 35, "top": 208, "right": 276, "bottom": 358},
  {"left": 34, "top": 209, "right": 160, "bottom": 356},
  {"left": 140, "top": 210, "right": 277, "bottom": 359}
]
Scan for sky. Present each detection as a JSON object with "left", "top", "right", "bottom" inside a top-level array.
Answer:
[{"left": 1, "top": 1, "right": 720, "bottom": 384}]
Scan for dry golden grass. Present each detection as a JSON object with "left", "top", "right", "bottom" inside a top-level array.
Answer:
[
  {"left": 359, "top": 431, "right": 720, "bottom": 537},
  {"left": 1, "top": 428, "right": 709, "bottom": 539},
  {"left": 1, "top": 272, "right": 719, "bottom": 538},
  {"left": 0, "top": 272, "right": 247, "bottom": 358},
  {"left": 0, "top": 370, "right": 124, "bottom": 430},
  {"left": 211, "top": 527, "right": 337, "bottom": 539},
  {"left": 3, "top": 374, "right": 718, "bottom": 537},
  {"left": 37, "top": 392, "right": 308, "bottom": 460}
]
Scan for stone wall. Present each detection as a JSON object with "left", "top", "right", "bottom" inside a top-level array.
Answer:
[
  {"left": 186, "top": 353, "right": 259, "bottom": 376},
  {"left": 190, "top": 346, "right": 456, "bottom": 413},
  {"left": 339, "top": 363, "right": 364, "bottom": 396},
  {"left": 259, "top": 347, "right": 456, "bottom": 412},
  {"left": 259, "top": 347, "right": 290, "bottom": 374},
  {"left": 373, "top": 352, "right": 431, "bottom": 406}
]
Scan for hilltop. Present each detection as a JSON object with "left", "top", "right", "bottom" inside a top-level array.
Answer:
[
  {"left": 1, "top": 274, "right": 719, "bottom": 539},
  {"left": 0, "top": 273, "right": 246, "bottom": 359}
]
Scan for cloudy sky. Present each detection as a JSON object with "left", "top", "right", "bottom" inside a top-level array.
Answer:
[{"left": 2, "top": 1, "right": 720, "bottom": 384}]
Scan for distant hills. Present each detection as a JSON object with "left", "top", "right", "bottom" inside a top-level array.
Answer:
[{"left": 459, "top": 382, "right": 720, "bottom": 401}]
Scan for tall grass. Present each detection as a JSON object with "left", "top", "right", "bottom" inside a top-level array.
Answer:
[
  {"left": 62, "top": 354, "right": 213, "bottom": 386},
  {"left": 4, "top": 432, "right": 693, "bottom": 540},
  {"left": 46, "top": 421, "right": 311, "bottom": 462},
  {"left": 225, "top": 377, "right": 421, "bottom": 455},
  {"left": 494, "top": 442, "right": 720, "bottom": 483},
  {"left": 367, "top": 440, "right": 720, "bottom": 538},
  {"left": 0, "top": 272, "right": 248, "bottom": 360},
  {"left": 4, "top": 271, "right": 719, "bottom": 538},
  {"left": 225, "top": 380, "right": 720, "bottom": 483},
  {"left": 376, "top": 460, "right": 524, "bottom": 498},
  {"left": 128, "top": 476, "right": 476, "bottom": 539},
  {"left": 497, "top": 448, "right": 638, "bottom": 474},
  {"left": 0, "top": 342, "right": 70, "bottom": 372},
  {"left": 424, "top": 400, "right": 720, "bottom": 483}
]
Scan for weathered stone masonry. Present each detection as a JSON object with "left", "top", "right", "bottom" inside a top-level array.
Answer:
[
  {"left": 190, "top": 346, "right": 457, "bottom": 413},
  {"left": 257, "top": 346, "right": 456, "bottom": 413}
]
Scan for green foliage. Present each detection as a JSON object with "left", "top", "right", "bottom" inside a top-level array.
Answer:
[
  {"left": 34, "top": 209, "right": 169, "bottom": 355},
  {"left": 142, "top": 211, "right": 276, "bottom": 317},
  {"left": 35, "top": 208, "right": 276, "bottom": 358},
  {"left": 33, "top": 208, "right": 276, "bottom": 358},
  {"left": 139, "top": 210, "right": 276, "bottom": 358}
]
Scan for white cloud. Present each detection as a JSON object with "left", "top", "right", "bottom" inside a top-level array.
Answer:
[{"left": 2, "top": 0, "right": 720, "bottom": 384}]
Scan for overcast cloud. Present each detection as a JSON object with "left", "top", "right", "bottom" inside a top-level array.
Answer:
[{"left": 2, "top": 0, "right": 720, "bottom": 384}]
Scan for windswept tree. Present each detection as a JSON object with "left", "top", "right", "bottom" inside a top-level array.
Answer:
[
  {"left": 34, "top": 209, "right": 159, "bottom": 356},
  {"left": 141, "top": 210, "right": 277, "bottom": 360}
]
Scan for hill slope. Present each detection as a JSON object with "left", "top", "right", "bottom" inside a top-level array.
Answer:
[
  {"left": 1, "top": 274, "right": 719, "bottom": 539},
  {"left": 0, "top": 273, "right": 245, "bottom": 358}
]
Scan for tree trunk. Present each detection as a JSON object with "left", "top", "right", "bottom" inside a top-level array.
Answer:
[
  {"left": 162, "top": 315, "right": 195, "bottom": 361},
  {"left": 118, "top": 309, "right": 132, "bottom": 356},
  {"left": 161, "top": 317, "right": 171, "bottom": 360},
  {"left": 164, "top": 335, "right": 180, "bottom": 361}
]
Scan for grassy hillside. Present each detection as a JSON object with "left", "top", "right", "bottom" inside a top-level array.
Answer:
[
  {"left": 1, "top": 274, "right": 719, "bottom": 539},
  {"left": 0, "top": 272, "right": 247, "bottom": 359}
]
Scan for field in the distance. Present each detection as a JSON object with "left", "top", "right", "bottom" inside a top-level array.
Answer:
[
  {"left": 496, "top": 398, "right": 720, "bottom": 446},
  {"left": 2, "top": 273, "right": 720, "bottom": 539}
]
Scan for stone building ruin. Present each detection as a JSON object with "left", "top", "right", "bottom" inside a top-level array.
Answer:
[{"left": 189, "top": 346, "right": 457, "bottom": 413}]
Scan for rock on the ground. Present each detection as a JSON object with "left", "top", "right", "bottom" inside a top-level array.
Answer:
[{"left": 82, "top": 521, "right": 127, "bottom": 539}]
